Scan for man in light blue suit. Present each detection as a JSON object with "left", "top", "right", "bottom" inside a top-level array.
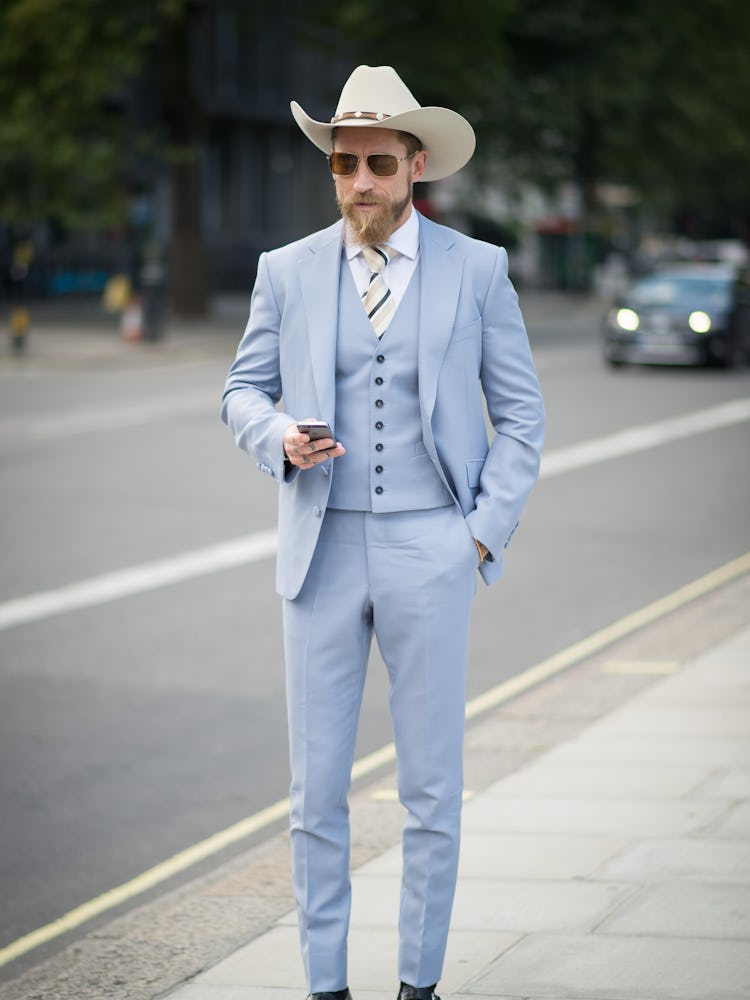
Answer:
[{"left": 222, "top": 65, "right": 544, "bottom": 1000}]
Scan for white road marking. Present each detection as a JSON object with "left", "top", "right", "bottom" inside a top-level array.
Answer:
[
  {"left": 540, "top": 397, "right": 750, "bottom": 478},
  {"left": 0, "top": 531, "right": 278, "bottom": 631},
  {"left": 0, "top": 398, "right": 748, "bottom": 633}
]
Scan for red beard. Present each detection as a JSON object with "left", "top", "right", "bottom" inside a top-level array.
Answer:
[{"left": 338, "top": 187, "right": 412, "bottom": 244}]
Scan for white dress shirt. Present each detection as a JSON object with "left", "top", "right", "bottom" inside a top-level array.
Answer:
[{"left": 344, "top": 206, "right": 419, "bottom": 310}]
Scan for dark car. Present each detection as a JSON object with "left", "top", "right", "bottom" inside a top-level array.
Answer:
[{"left": 602, "top": 264, "right": 750, "bottom": 368}]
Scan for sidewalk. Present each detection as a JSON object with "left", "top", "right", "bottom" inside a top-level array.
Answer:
[
  {"left": 0, "top": 289, "right": 606, "bottom": 371},
  {"left": 165, "top": 624, "right": 750, "bottom": 1000},
  {"left": 0, "top": 297, "right": 246, "bottom": 370}
]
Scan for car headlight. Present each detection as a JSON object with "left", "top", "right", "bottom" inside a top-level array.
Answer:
[
  {"left": 615, "top": 307, "right": 640, "bottom": 332},
  {"left": 688, "top": 310, "right": 711, "bottom": 333}
]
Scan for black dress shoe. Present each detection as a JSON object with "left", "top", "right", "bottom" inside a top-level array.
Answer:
[
  {"left": 309, "top": 991, "right": 352, "bottom": 1000},
  {"left": 397, "top": 983, "right": 440, "bottom": 1000}
]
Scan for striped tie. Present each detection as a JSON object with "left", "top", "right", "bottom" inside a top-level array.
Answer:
[{"left": 361, "top": 244, "right": 395, "bottom": 337}]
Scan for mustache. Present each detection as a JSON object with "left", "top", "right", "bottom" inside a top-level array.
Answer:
[{"left": 341, "top": 192, "right": 384, "bottom": 209}]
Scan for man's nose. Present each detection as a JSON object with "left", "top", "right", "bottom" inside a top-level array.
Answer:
[{"left": 351, "top": 160, "right": 374, "bottom": 192}]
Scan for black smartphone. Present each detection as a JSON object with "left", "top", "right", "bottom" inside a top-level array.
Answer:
[{"left": 297, "top": 421, "right": 334, "bottom": 441}]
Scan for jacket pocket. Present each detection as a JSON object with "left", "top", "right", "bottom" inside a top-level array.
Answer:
[{"left": 466, "top": 460, "right": 484, "bottom": 490}]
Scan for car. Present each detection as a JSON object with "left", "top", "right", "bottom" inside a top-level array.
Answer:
[{"left": 602, "top": 264, "right": 750, "bottom": 368}]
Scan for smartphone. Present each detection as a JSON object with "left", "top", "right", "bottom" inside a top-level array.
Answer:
[{"left": 297, "top": 421, "right": 334, "bottom": 441}]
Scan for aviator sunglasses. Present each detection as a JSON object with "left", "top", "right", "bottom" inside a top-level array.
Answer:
[{"left": 328, "top": 150, "right": 418, "bottom": 177}]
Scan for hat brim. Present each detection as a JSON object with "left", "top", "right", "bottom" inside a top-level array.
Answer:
[{"left": 291, "top": 101, "right": 475, "bottom": 182}]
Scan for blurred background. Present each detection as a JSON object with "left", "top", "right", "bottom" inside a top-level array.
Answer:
[{"left": 1, "top": 0, "right": 749, "bottom": 325}]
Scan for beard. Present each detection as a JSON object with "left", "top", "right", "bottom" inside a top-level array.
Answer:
[{"left": 338, "top": 182, "right": 412, "bottom": 245}]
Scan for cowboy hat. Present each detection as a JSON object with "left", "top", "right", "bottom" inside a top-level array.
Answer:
[{"left": 290, "top": 65, "right": 476, "bottom": 182}]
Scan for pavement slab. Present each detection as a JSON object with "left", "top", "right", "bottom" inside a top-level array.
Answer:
[
  {"left": 486, "top": 761, "right": 713, "bottom": 799},
  {"left": 467, "top": 933, "right": 750, "bottom": 1000},
  {"left": 705, "top": 800, "right": 750, "bottom": 838},
  {"left": 545, "top": 732, "right": 750, "bottom": 768},
  {"left": 597, "top": 881, "right": 750, "bottom": 938},
  {"left": 462, "top": 793, "right": 729, "bottom": 838},
  {"left": 598, "top": 836, "right": 750, "bottom": 882},
  {"left": 696, "top": 766, "right": 750, "bottom": 799}
]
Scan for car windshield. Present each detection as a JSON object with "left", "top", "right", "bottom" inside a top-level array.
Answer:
[{"left": 630, "top": 274, "right": 732, "bottom": 310}]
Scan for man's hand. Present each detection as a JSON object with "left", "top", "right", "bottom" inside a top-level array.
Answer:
[
  {"left": 283, "top": 420, "right": 345, "bottom": 469},
  {"left": 474, "top": 538, "right": 490, "bottom": 563}
]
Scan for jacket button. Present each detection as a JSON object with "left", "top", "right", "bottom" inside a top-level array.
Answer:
[
  {"left": 375, "top": 486, "right": 384, "bottom": 495},
  {"left": 375, "top": 399, "right": 384, "bottom": 408},
  {"left": 375, "top": 420, "right": 383, "bottom": 430},
  {"left": 375, "top": 465, "right": 383, "bottom": 473}
]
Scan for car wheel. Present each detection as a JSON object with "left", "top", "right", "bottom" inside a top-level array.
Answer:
[
  {"left": 603, "top": 348, "right": 625, "bottom": 368},
  {"left": 724, "top": 334, "right": 749, "bottom": 369}
]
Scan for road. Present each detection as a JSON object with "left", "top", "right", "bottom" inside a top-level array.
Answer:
[{"left": 1, "top": 294, "right": 748, "bottom": 969}]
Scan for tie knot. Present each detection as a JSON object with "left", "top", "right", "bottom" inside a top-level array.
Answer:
[{"left": 362, "top": 244, "right": 392, "bottom": 274}]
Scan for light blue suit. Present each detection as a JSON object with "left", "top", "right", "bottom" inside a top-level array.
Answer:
[{"left": 222, "top": 212, "right": 544, "bottom": 992}]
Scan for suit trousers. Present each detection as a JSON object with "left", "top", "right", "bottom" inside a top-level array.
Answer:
[{"left": 282, "top": 504, "right": 478, "bottom": 992}]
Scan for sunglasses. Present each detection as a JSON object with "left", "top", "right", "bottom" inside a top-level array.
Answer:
[{"left": 328, "top": 151, "right": 417, "bottom": 177}]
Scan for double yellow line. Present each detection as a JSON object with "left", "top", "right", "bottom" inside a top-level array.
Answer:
[{"left": 2, "top": 550, "right": 749, "bottom": 970}]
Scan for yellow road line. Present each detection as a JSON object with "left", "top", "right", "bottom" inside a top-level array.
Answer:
[
  {"left": 0, "top": 798, "right": 290, "bottom": 969},
  {"left": 464, "top": 550, "right": 750, "bottom": 721},
  {"left": 2, "top": 550, "right": 748, "bottom": 970}
]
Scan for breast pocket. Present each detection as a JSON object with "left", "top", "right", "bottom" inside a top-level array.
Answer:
[{"left": 449, "top": 317, "right": 481, "bottom": 347}]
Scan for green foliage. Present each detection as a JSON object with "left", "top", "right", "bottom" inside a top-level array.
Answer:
[
  {"left": 299, "top": 0, "right": 750, "bottom": 227},
  {"left": 0, "top": 0, "right": 283, "bottom": 231},
  {"left": 0, "top": 0, "right": 160, "bottom": 227},
  {"left": 2, "top": 0, "right": 749, "bottom": 238}
]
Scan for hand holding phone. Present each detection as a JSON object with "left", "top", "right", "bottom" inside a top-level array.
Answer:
[{"left": 284, "top": 420, "right": 345, "bottom": 470}]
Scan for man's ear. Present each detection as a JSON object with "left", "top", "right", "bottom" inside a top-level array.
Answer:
[{"left": 411, "top": 150, "right": 428, "bottom": 182}]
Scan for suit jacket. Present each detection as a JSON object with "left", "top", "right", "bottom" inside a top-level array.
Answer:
[{"left": 222, "top": 212, "right": 545, "bottom": 599}]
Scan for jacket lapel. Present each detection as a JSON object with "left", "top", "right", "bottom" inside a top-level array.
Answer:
[
  {"left": 299, "top": 222, "right": 343, "bottom": 426},
  {"left": 417, "top": 215, "right": 464, "bottom": 425}
]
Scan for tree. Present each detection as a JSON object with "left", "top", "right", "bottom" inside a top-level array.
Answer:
[
  {"left": 300, "top": 0, "right": 750, "bottom": 240},
  {"left": 0, "top": 0, "right": 151, "bottom": 229},
  {"left": 0, "top": 0, "right": 211, "bottom": 315}
]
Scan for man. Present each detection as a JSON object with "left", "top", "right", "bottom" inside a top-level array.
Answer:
[{"left": 222, "top": 65, "right": 545, "bottom": 1000}]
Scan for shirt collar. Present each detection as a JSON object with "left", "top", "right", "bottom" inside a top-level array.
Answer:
[{"left": 344, "top": 205, "right": 419, "bottom": 262}]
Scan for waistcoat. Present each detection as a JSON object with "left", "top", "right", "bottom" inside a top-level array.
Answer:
[{"left": 327, "top": 257, "right": 453, "bottom": 512}]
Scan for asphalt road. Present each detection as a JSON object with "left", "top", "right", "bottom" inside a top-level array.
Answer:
[{"left": 1, "top": 295, "right": 749, "bottom": 964}]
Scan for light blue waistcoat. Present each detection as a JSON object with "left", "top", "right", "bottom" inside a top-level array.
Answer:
[{"left": 327, "top": 257, "right": 453, "bottom": 512}]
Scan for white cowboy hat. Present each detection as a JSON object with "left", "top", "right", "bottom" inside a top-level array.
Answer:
[{"left": 290, "top": 64, "right": 476, "bottom": 182}]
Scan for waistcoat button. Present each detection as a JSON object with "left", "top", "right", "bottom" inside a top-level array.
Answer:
[
  {"left": 376, "top": 354, "right": 385, "bottom": 363},
  {"left": 375, "top": 442, "right": 383, "bottom": 451},
  {"left": 375, "top": 486, "right": 384, "bottom": 495},
  {"left": 375, "top": 399, "right": 384, "bottom": 408},
  {"left": 375, "top": 376, "right": 383, "bottom": 385},
  {"left": 375, "top": 420, "right": 383, "bottom": 430},
  {"left": 375, "top": 465, "right": 383, "bottom": 473}
]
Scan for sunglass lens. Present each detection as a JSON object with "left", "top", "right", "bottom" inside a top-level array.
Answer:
[
  {"left": 330, "top": 152, "right": 358, "bottom": 175},
  {"left": 367, "top": 155, "right": 399, "bottom": 176},
  {"left": 329, "top": 152, "right": 401, "bottom": 176}
]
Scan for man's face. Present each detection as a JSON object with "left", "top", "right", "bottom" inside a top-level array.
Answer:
[{"left": 332, "top": 127, "right": 427, "bottom": 244}]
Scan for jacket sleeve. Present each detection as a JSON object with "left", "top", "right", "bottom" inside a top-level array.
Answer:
[
  {"left": 221, "top": 252, "right": 297, "bottom": 483},
  {"left": 464, "top": 246, "right": 545, "bottom": 561}
]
